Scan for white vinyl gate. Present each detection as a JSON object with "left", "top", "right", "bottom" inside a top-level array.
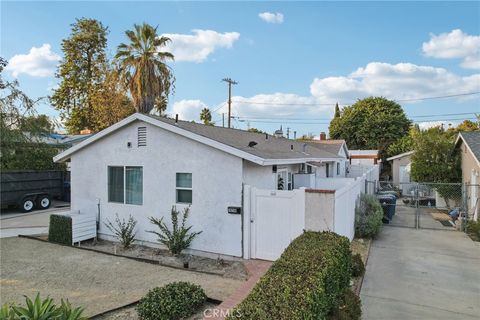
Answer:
[{"left": 243, "top": 186, "right": 305, "bottom": 261}]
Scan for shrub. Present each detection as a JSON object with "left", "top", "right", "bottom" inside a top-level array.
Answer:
[
  {"left": 466, "top": 220, "right": 480, "bottom": 241},
  {"left": 328, "top": 289, "right": 362, "bottom": 320},
  {"left": 228, "top": 232, "right": 352, "bottom": 320},
  {"left": 355, "top": 194, "right": 383, "bottom": 238},
  {"left": 351, "top": 253, "right": 365, "bottom": 277},
  {"left": 147, "top": 206, "right": 202, "bottom": 255},
  {"left": 2, "top": 293, "right": 86, "bottom": 320},
  {"left": 136, "top": 282, "right": 207, "bottom": 320},
  {"left": 104, "top": 213, "right": 137, "bottom": 249},
  {"left": 49, "top": 214, "right": 72, "bottom": 245}
]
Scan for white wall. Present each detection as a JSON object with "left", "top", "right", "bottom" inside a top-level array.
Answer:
[
  {"left": 70, "top": 120, "right": 244, "bottom": 257},
  {"left": 315, "top": 177, "right": 355, "bottom": 190},
  {"left": 304, "top": 191, "right": 335, "bottom": 232},
  {"left": 242, "top": 161, "right": 276, "bottom": 189}
]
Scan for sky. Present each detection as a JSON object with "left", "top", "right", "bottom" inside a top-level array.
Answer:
[{"left": 1, "top": 1, "right": 479, "bottom": 136}]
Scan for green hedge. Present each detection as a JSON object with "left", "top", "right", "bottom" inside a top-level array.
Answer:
[
  {"left": 48, "top": 214, "right": 72, "bottom": 245},
  {"left": 228, "top": 232, "right": 352, "bottom": 319},
  {"left": 136, "top": 282, "right": 207, "bottom": 320}
]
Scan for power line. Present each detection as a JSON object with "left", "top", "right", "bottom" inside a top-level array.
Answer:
[
  {"left": 231, "top": 91, "right": 480, "bottom": 106},
  {"left": 237, "top": 117, "right": 477, "bottom": 125}
]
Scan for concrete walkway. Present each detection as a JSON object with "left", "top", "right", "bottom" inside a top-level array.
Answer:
[{"left": 361, "top": 227, "right": 480, "bottom": 320}]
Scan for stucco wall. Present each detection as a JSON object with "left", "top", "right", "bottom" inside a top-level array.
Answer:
[
  {"left": 304, "top": 190, "right": 335, "bottom": 232},
  {"left": 242, "top": 161, "right": 276, "bottom": 189},
  {"left": 460, "top": 143, "right": 480, "bottom": 220},
  {"left": 70, "top": 120, "right": 244, "bottom": 257},
  {"left": 392, "top": 155, "right": 412, "bottom": 185}
]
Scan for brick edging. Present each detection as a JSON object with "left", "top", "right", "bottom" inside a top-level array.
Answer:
[{"left": 305, "top": 188, "right": 336, "bottom": 194}]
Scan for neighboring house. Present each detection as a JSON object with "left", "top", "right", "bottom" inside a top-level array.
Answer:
[
  {"left": 305, "top": 136, "right": 349, "bottom": 179},
  {"left": 386, "top": 151, "right": 414, "bottom": 187},
  {"left": 349, "top": 150, "right": 380, "bottom": 166},
  {"left": 54, "top": 113, "right": 344, "bottom": 259},
  {"left": 455, "top": 132, "right": 480, "bottom": 221}
]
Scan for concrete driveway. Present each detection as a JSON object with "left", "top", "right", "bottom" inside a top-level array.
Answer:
[
  {"left": 0, "top": 201, "right": 70, "bottom": 238},
  {"left": 361, "top": 227, "right": 480, "bottom": 319}
]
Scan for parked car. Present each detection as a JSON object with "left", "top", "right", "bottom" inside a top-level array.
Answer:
[{"left": 0, "top": 170, "right": 68, "bottom": 212}]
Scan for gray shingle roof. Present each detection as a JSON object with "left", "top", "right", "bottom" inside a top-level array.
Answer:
[
  {"left": 459, "top": 131, "right": 480, "bottom": 162},
  {"left": 147, "top": 115, "right": 340, "bottom": 161}
]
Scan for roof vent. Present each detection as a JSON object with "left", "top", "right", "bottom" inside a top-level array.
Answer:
[
  {"left": 265, "top": 133, "right": 268, "bottom": 140},
  {"left": 248, "top": 141, "right": 258, "bottom": 148},
  {"left": 303, "top": 143, "right": 307, "bottom": 152},
  {"left": 290, "top": 144, "right": 294, "bottom": 150},
  {"left": 137, "top": 127, "right": 147, "bottom": 147}
]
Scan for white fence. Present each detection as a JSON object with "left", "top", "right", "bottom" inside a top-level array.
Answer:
[{"left": 333, "top": 179, "right": 362, "bottom": 239}]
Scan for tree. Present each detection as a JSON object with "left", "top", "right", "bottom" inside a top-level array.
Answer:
[
  {"left": 51, "top": 18, "right": 109, "bottom": 133},
  {"left": 116, "top": 23, "right": 175, "bottom": 114},
  {"left": 154, "top": 96, "right": 168, "bottom": 116},
  {"left": 247, "top": 127, "right": 265, "bottom": 134},
  {"left": 410, "top": 127, "right": 461, "bottom": 208},
  {"left": 329, "top": 97, "right": 411, "bottom": 158},
  {"left": 333, "top": 102, "right": 340, "bottom": 119},
  {"left": 448, "top": 119, "right": 480, "bottom": 134},
  {"left": 90, "top": 68, "right": 135, "bottom": 131},
  {"left": 386, "top": 126, "right": 419, "bottom": 158},
  {"left": 199, "top": 108, "right": 213, "bottom": 125},
  {"left": 1, "top": 58, "right": 64, "bottom": 170}
]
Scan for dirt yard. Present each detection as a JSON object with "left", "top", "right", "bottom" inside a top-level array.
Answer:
[{"left": 0, "top": 237, "right": 244, "bottom": 317}]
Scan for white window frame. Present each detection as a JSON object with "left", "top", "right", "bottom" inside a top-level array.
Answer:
[
  {"left": 107, "top": 165, "right": 143, "bottom": 205},
  {"left": 176, "top": 173, "right": 192, "bottom": 204}
]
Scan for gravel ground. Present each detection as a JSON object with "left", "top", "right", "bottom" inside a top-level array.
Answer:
[
  {"left": 80, "top": 239, "right": 248, "bottom": 281},
  {"left": 350, "top": 237, "right": 371, "bottom": 294},
  {"left": 0, "top": 237, "right": 244, "bottom": 317}
]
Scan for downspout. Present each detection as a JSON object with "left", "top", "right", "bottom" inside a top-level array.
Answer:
[{"left": 241, "top": 183, "right": 244, "bottom": 258}]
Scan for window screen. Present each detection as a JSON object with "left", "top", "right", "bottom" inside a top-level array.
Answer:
[{"left": 108, "top": 166, "right": 124, "bottom": 203}]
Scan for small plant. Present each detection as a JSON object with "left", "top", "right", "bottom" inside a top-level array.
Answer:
[
  {"left": 136, "top": 282, "right": 207, "bottom": 320},
  {"left": 351, "top": 253, "right": 365, "bottom": 277},
  {"left": 104, "top": 214, "right": 137, "bottom": 249},
  {"left": 327, "top": 289, "right": 362, "bottom": 320},
  {"left": 147, "top": 206, "right": 202, "bottom": 255},
  {"left": 1, "top": 294, "right": 86, "bottom": 320},
  {"left": 466, "top": 220, "right": 480, "bottom": 241},
  {"left": 355, "top": 194, "right": 383, "bottom": 238}
]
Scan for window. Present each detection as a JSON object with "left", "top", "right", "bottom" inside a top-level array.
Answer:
[
  {"left": 176, "top": 173, "right": 192, "bottom": 204},
  {"left": 326, "top": 163, "right": 330, "bottom": 178},
  {"left": 108, "top": 166, "right": 143, "bottom": 205},
  {"left": 337, "top": 163, "right": 340, "bottom": 175}
]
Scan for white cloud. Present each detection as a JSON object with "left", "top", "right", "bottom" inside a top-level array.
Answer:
[
  {"left": 310, "top": 62, "right": 480, "bottom": 102},
  {"left": 171, "top": 99, "right": 209, "bottom": 121},
  {"left": 422, "top": 29, "right": 480, "bottom": 69},
  {"left": 162, "top": 29, "right": 240, "bottom": 63},
  {"left": 417, "top": 121, "right": 457, "bottom": 131},
  {"left": 6, "top": 44, "right": 60, "bottom": 77},
  {"left": 258, "top": 12, "right": 284, "bottom": 24}
]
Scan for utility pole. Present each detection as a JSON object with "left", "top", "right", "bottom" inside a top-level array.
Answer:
[
  {"left": 222, "top": 78, "right": 238, "bottom": 128},
  {"left": 286, "top": 127, "right": 291, "bottom": 139},
  {"left": 222, "top": 113, "right": 225, "bottom": 127}
]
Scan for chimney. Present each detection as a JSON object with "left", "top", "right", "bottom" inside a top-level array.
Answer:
[
  {"left": 80, "top": 129, "right": 92, "bottom": 135},
  {"left": 175, "top": 114, "right": 179, "bottom": 123},
  {"left": 320, "top": 132, "right": 327, "bottom": 140},
  {"left": 294, "top": 131, "right": 297, "bottom": 139}
]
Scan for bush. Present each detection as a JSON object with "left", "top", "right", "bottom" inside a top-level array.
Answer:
[
  {"left": 355, "top": 194, "right": 383, "bottom": 238},
  {"left": 351, "top": 253, "right": 365, "bottom": 277},
  {"left": 136, "top": 282, "right": 207, "bottom": 320},
  {"left": 49, "top": 214, "right": 72, "bottom": 245},
  {"left": 104, "top": 213, "right": 137, "bottom": 249},
  {"left": 328, "top": 289, "right": 362, "bottom": 320},
  {"left": 228, "top": 232, "right": 352, "bottom": 320},
  {"left": 466, "top": 220, "right": 480, "bottom": 241},
  {"left": 147, "top": 206, "right": 202, "bottom": 255},
  {"left": 1, "top": 293, "right": 86, "bottom": 320}
]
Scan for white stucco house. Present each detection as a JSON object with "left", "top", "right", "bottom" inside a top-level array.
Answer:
[{"left": 54, "top": 113, "right": 349, "bottom": 259}]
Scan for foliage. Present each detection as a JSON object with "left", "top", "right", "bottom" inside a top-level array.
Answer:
[
  {"left": 154, "top": 96, "right": 168, "bottom": 116},
  {"left": 51, "top": 18, "right": 110, "bottom": 134},
  {"left": 410, "top": 127, "right": 461, "bottom": 207},
  {"left": 466, "top": 220, "right": 480, "bottom": 242},
  {"left": 1, "top": 294, "right": 86, "bottom": 320},
  {"left": 199, "top": 108, "right": 213, "bottom": 125},
  {"left": 334, "top": 102, "right": 341, "bottom": 118},
  {"left": 228, "top": 232, "right": 352, "bottom": 320},
  {"left": 247, "top": 127, "right": 265, "bottom": 134},
  {"left": 355, "top": 194, "right": 383, "bottom": 238},
  {"left": 448, "top": 119, "right": 480, "bottom": 133},
  {"left": 116, "top": 23, "right": 175, "bottom": 114},
  {"left": 327, "top": 289, "right": 362, "bottom": 320},
  {"left": 351, "top": 253, "right": 365, "bottom": 277},
  {"left": 329, "top": 97, "right": 411, "bottom": 159},
  {"left": 386, "top": 127, "right": 417, "bottom": 158},
  {"left": 1, "top": 58, "right": 64, "bottom": 171},
  {"left": 104, "top": 213, "right": 137, "bottom": 249},
  {"left": 136, "top": 282, "right": 207, "bottom": 320},
  {"left": 147, "top": 206, "right": 202, "bottom": 255},
  {"left": 49, "top": 214, "right": 72, "bottom": 245}
]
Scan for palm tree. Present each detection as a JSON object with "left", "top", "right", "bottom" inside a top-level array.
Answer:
[
  {"left": 200, "top": 108, "right": 213, "bottom": 125},
  {"left": 115, "top": 23, "right": 175, "bottom": 114}
]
